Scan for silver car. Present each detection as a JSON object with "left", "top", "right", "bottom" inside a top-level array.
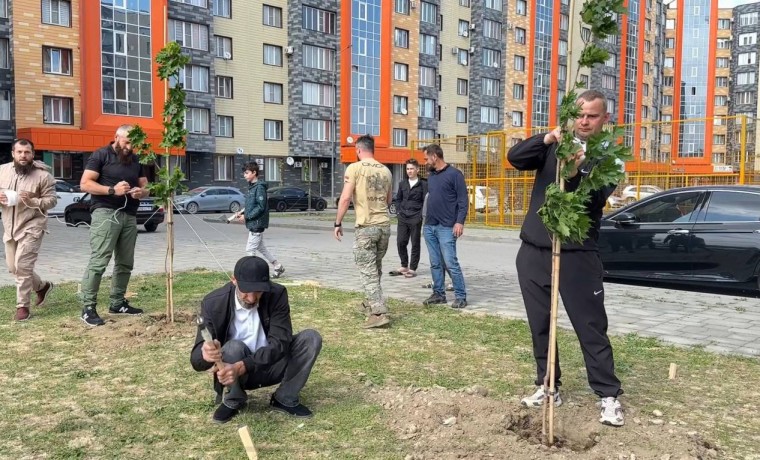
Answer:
[{"left": 175, "top": 186, "right": 245, "bottom": 214}]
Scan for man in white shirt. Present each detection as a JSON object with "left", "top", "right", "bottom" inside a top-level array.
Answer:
[{"left": 190, "top": 256, "right": 322, "bottom": 424}]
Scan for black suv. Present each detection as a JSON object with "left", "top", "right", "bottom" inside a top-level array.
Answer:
[{"left": 64, "top": 193, "right": 165, "bottom": 232}]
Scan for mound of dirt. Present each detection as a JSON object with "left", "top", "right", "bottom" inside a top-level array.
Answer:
[
  {"left": 61, "top": 311, "right": 197, "bottom": 346},
  {"left": 368, "top": 384, "right": 720, "bottom": 460}
]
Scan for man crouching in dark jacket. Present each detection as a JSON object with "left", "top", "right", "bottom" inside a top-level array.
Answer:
[{"left": 190, "top": 256, "right": 322, "bottom": 424}]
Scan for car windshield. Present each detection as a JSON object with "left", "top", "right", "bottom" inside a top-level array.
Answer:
[{"left": 186, "top": 188, "right": 208, "bottom": 196}]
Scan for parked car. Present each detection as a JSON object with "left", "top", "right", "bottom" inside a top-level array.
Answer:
[
  {"left": 64, "top": 193, "right": 165, "bottom": 232},
  {"left": 620, "top": 185, "right": 663, "bottom": 204},
  {"left": 467, "top": 185, "right": 499, "bottom": 213},
  {"left": 269, "top": 186, "right": 327, "bottom": 212},
  {"left": 174, "top": 186, "right": 245, "bottom": 214},
  {"left": 598, "top": 185, "right": 760, "bottom": 296},
  {"left": 49, "top": 180, "right": 86, "bottom": 216}
]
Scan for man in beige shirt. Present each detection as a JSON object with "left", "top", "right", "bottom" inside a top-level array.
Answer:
[{"left": 334, "top": 134, "right": 393, "bottom": 328}]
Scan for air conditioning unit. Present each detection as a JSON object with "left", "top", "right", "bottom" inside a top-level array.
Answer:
[
  {"left": 469, "top": 23, "right": 476, "bottom": 31},
  {"left": 451, "top": 47, "right": 459, "bottom": 55},
  {"left": 462, "top": 30, "right": 469, "bottom": 37},
  {"left": 222, "top": 51, "right": 231, "bottom": 59},
  {"left": 294, "top": 161, "right": 303, "bottom": 168},
  {"left": 726, "top": 96, "right": 731, "bottom": 101},
  {"left": 285, "top": 46, "right": 294, "bottom": 55},
  {"left": 319, "top": 162, "right": 328, "bottom": 168},
  {"left": 410, "top": 0, "right": 417, "bottom": 8},
  {"left": 469, "top": 46, "right": 475, "bottom": 54}
]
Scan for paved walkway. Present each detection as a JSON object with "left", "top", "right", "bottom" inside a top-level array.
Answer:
[{"left": 2, "top": 211, "right": 759, "bottom": 357}]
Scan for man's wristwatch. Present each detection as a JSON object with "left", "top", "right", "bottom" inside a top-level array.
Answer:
[
  {"left": 334, "top": 222, "right": 342, "bottom": 227},
  {"left": 108, "top": 186, "right": 115, "bottom": 196}
]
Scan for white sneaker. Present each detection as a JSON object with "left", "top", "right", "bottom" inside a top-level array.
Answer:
[
  {"left": 599, "top": 397, "right": 624, "bottom": 426},
  {"left": 521, "top": 386, "right": 562, "bottom": 408}
]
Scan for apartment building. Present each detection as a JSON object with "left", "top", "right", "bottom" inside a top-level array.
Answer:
[
  {"left": 0, "top": 0, "right": 11, "bottom": 152},
  {"left": 729, "top": 2, "right": 760, "bottom": 170}
]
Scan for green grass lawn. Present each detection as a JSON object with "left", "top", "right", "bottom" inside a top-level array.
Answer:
[{"left": 1, "top": 271, "right": 758, "bottom": 459}]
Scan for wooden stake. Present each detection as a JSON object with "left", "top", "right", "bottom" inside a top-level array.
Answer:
[
  {"left": 238, "top": 426, "right": 259, "bottom": 460},
  {"left": 668, "top": 363, "right": 678, "bottom": 380}
]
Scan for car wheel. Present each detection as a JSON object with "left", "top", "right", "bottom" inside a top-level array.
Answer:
[
  {"left": 389, "top": 202, "right": 397, "bottom": 214},
  {"left": 144, "top": 222, "right": 158, "bottom": 232},
  {"left": 185, "top": 202, "right": 199, "bottom": 214},
  {"left": 625, "top": 197, "right": 636, "bottom": 204},
  {"left": 229, "top": 201, "right": 241, "bottom": 213},
  {"left": 315, "top": 200, "right": 326, "bottom": 211},
  {"left": 276, "top": 201, "right": 287, "bottom": 212}
]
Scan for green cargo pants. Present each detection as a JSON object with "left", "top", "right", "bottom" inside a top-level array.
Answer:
[
  {"left": 80, "top": 208, "right": 138, "bottom": 310},
  {"left": 353, "top": 225, "right": 391, "bottom": 315}
]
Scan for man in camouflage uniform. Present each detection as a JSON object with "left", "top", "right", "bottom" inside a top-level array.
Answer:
[{"left": 334, "top": 134, "right": 393, "bottom": 328}]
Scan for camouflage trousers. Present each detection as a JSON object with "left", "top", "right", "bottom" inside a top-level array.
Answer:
[{"left": 353, "top": 225, "right": 391, "bottom": 315}]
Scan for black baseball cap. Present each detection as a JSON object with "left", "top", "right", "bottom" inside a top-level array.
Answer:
[{"left": 233, "top": 256, "right": 271, "bottom": 293}]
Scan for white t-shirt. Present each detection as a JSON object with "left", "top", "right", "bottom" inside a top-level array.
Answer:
[{"left": 408, "top": 178, "right": 418, "bottom": 189}]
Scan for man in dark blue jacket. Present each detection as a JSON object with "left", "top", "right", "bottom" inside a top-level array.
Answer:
[
  {"left": 190, "top": 256, "right": 322, "bottom": 424},
  {"left": 391, "top": 159, "right": 427, "bottom": 278},
  {"left": 238, "top": 162, "right": 284, "bottom": 277},
  {"left": 507, "top": 90, "right": 624, "bottom": 427},
  {"left": 421, "top": 144, "right": 468, "bottom": 309}
]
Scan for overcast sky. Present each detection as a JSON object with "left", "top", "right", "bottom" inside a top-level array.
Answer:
[{"left": 718, "top": 0, "right": 755, "bottom": 7}]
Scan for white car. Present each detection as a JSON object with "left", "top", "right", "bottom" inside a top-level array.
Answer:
[
  {"left": 620, "top": 185, "right": 663, "bottom": 204},
  {"left": 467, "top": 185, "right": 499, "bottom": 212},
  {"left": 49, "top": 180, "right": 86, "bottom": 216}
]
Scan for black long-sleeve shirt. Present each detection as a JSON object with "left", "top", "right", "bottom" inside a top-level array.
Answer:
[
  {"left": 425, "top": 164, "right": 468, "bottom": 227},
  {"left": 507, "top": 134, "right": 615, "bottom": 251}
]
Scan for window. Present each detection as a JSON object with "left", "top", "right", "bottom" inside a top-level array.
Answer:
[
  {"left": 42, "top": 0, "right": 71, "bottom": 27},
  {"left": 216, "top": 76, "right": 233, "bottom": 98},
  {"left": 513, "top": 83, "right": 524, "bottom": 100},
  {"left": 174, "top": 0, "right": 207, "bottom": 6},
  {"left": 214, "top": 155, "right": 234, "bottom": 181},
  {"left": 740, "top": 33, "right": 757, "bottom": 46},
  {"left": 704, "top": 192, "right": 760, "bottom": 222},
  {"left": 640, "top": 127, "right": 648, "bottom": 139},
  {"left": 641, "top": 106, "right": 649, "bottom": 118},
  {"left": 666, "top": 38, "right": 675, "bottom": 48},
  {"left": 737, "top": 91, "right": 755, "bottom": 105},
  {"left": 0, "top": 90, "right": 10, "bottom": 120},
  {"left": 712, "top": 134, "right": 725, "bottom": 145},
  {"left": 740, "top": 12, "right": 759, "bottom": 26},
  {"left": 456, "top": 107, "right": 467, "bottom": 123},
  {"left": 263, "top": 44, "right": 282, "bottom": 66},
  {"left": 581, "top": 27, "right": 591, "bottom": 42},
  {"left": 394, "top": 0, "right": 409, "bottom": 14},
  {"left": 264, "top": 120, "right": 283, "bottom": 140},
  {"left": 42, "top": 47, "right": 72, "bottom": 75},
  {"left": 718, "top": 18, "right": 731, "bottom": 29},
  {"left": 605, "top": 53, "right": 616, "bottom": 67},
  {"left": 395, "top": 28, "right": 409, "bottom": 48},
  {"left": 50, "top": 153, "right": 72, "bottom": 178},
  {"left": 458, "top": 49, "right": 469, "bottom": 66},
  {"left": 394, "top": 63, "right": 408, "bottom": 81},
  {"left": 418, "top": 129, "right": 435, "bottom": 146},
  {"left": 737, "top": 72, "right": 756, "bottom": 85},
  {"left": 739, "top": 52, "right": 757, "bottom": 66},
  {"left": 419, "top": 98, "right": 435, "bottom": 118},
  {"left": 511, "top": 111, "right": 523, "bottom": 127},
  {"left": 302, "top": 119, "right": 332, "bottom": 141},
  {"left": 716, "top": 57, "right": 729, "bottom": 68},
  {"left": 421, "top": 2, "right": 437, "bottom": 23},
  {"left": 302, "top": 82, "right": 334, "bottom": 107},
  {"left": 301, "top": 159, "right": 318, "bottom": 182},
  {"left": 0, "top": 0, "right": 6, "bottom": 18},
  {"left": 0, "top": 39, "right": 7, "bottom": 69},
  {"left": 483, "top": 48, "right": 501, "bottom": 67},
  {"left": 664, "top": 57, "right": 674, "bottom": 68},
  {"left": 485, "top": 0, "right": 502, "bottom": 11},
  {"left": 483, "top": 19, "right": 501, "bottom": 39},
  {"left": 460, "top": 0, "right": 470, "bottom": 6},
  {"left": 420, "top": 34, "right": 436, "bottom": 55},
  {"left": 560, "top": 14, "right": 568, "bottom": 31},
  {"left": 663, "top": 76, "right": 673, "bottom": 86},
  {"left": 169, "top": 19, "right": 209, "bottom": 51},
  {"left": 420, "top": 66, "right": 435, "bottom": 87},
  {"left": 393, "top": 128, "right": 407, "bottom": 147},
  {"left": 43, "top": 96, "right": 73, "bottom": 124},
  {"left": 215, "top": 35, "right": 232, "bottom": 58},
  {"left": 642, "top": 83, "right": 649, "bottom": 97},
  {"left": 481, "top": 106, "right": 498, "bottom": 124},
  {"left": 213, "top": 0, "right": 231, "bottom": 17},
  {"left": 601, "top": 74, "right": 616, "bottom": 90},
  {"left": 580, "top": 74, "right": 589, "bottom": 87},
  {"left": 717, "top": 39, "right": 730, "bottom": 49},
  {"left": 263, "top": 82, "right": 282, "bottom": 104},
  {"left": 558, "top": 40, "right": 568, "bottom": 56},
  {"left": 303, "top": 45, "right": 335, "bottom": 71},
  {"left": 263, "top": 5, "right": 282, "bottom": 27},
  {"left": 216, "top": 115, "right": 233, "bottom": 137},
  {"left": 185, "top": 107, "right": 210, "bottom": 134},
  {"left": 174, "top": 65, "right": 209, "bottom": 92},
  {"left": 665, "top": 18, "right": 675, "bottom": 29},
  {"left": 514, "top": 27, "right": 526, "bottom": 44},
  {"left": 714, "top": 95, "right": 727, "bottom": 106},
  {"left": 715, "top": 76, "right": 729, "bottom": 87},
  {"left": 458, "top": 20, "right": 470, "bottom": 37},
  {"left": 662, "top": 133, "right": 671, "bottom": 144},
  {"left": 558, "top": 64, "right": 567, "bottom": 81},
  {"left": 645, "top": 40, "right": 651, "bottom": 52},
  {"left": 457, "top": 79, "right": 468, "bottom": 95},
  {"left": 303, "top": 6, "right": 336, "bottom": 34},
  {"left": 482, "top": 77, "right": 500, "bottom": 97},
  {"left": 516, "top": 0, "right": 526, "bottom": 15},
  {"left": 514, "top": 55, "right": 525, "bottom": 71},
  {"left": 393, "top": 95, "right": 408, "bottom": 114},
  {"left": 264, "top": 158, "right": 281, "bottom": 182}
]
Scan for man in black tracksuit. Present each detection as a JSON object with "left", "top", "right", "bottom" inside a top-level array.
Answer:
[
  {"left": 393, "top": 159, "right": 427, "bottom": 277},
  {"left": 508, "top": 90, "right": 624, "bottom": 427}
]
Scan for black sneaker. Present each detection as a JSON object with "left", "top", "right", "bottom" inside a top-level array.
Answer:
[
  {"left": 109, "top": 302, "right": 143, "bottom": 315},
  {"left": 270, "top": 395, "right": 313, "bottom": 418},
  {"left": 81, "top": 307, "right": 105, "bottom": 327},
  {"left": 423, "top": 293, "right": 447, "bottom": 305},
  {"left": 212, "top": 404, "right": 240, "bottom": 424},
  {"left": 451, "top": 299, "right": 467, "bottom": 309}
]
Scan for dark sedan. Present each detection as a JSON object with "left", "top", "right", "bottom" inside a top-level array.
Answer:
[
  {"left": 64, "top": 194, "right": 165, "bottom": 232},
  {"left": 268, "top": 186, "right": 327, "bottom": 212},
  {"left": 598, "top": 185, "right": 760, "bottom": 296}
]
